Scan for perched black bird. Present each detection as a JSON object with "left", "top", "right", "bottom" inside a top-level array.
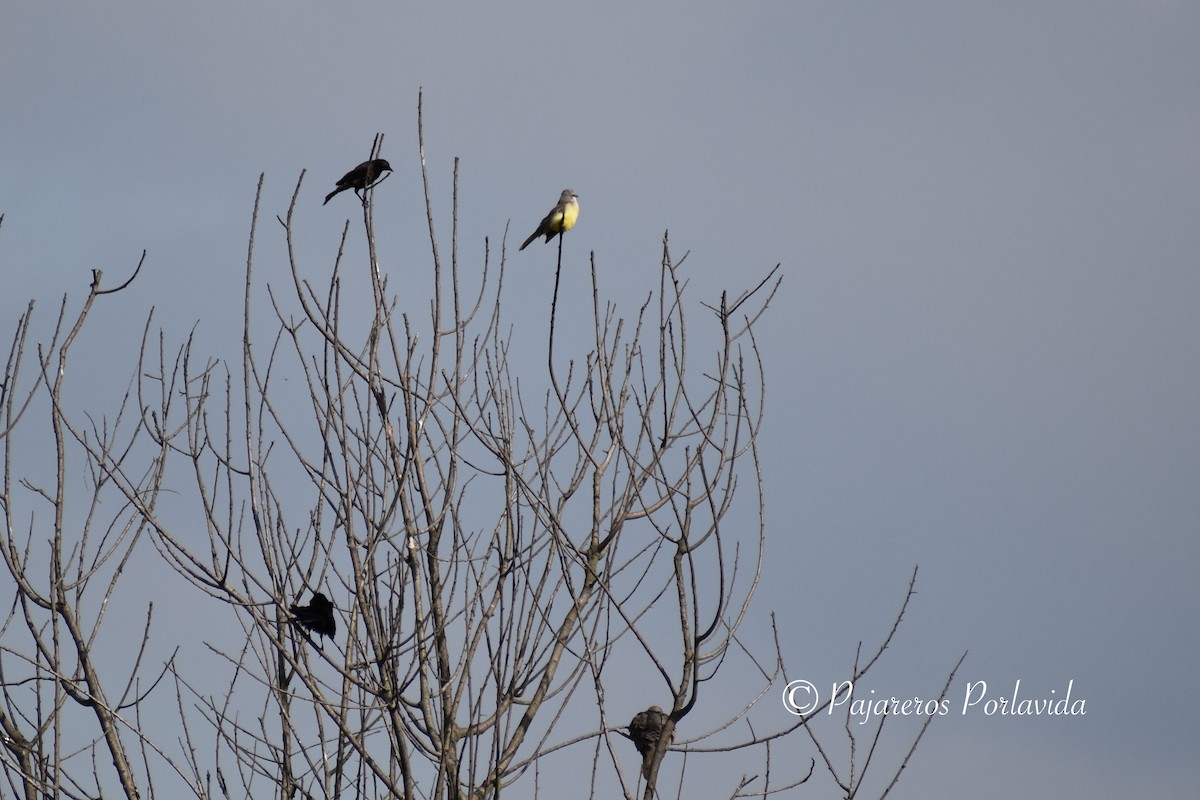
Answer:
[
  {"left": 323, "top": 158, "right": 392, "bottom": 205},
  {"left": 291, "top": 592, "right": 336, "bottom": 639},
  {"left": 628, "top": 705, "right": 671, "bottom": 779}
]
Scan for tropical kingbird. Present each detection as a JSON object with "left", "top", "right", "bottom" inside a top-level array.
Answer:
[
  {"left": 519, "top": 189, "right": 579, "bottom": 250},
  {"left": 324, "top": 158, "right": 392, "bottom": 205}
]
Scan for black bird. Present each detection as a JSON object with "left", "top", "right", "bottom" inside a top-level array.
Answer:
[
  {"left": 628, "top": 705, "right": 671, "bottom": 779},
  {"left": 291, "top": 592, "right": 336, "bottom": 639},
  {"left": 323, "top": 158, "right": 392, "bottom": 205}
]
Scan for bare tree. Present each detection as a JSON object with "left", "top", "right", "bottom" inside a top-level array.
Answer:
[
  {"left": 0, "top": 260, "right": 180, "bottom": 800},
  {"left": 1, "top": 114, "right": 960, "bottom": 800}
]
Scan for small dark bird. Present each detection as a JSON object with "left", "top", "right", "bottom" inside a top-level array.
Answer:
[
  {"left": 519, "top": 189, "right": 579, "bottom": 250},
  {"left": 291, "top": 592, "right": 336, "bottom": 639},
  {"left": 323, "top": 158, "right": 392, "bottom": 205},
  {"left": 628, "top": 705, "right": 671, "bottom": 779}
]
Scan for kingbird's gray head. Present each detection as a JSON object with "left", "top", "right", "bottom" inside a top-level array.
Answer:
[{"left": 560, "top": 189, "right": 577, "bottom": 201}]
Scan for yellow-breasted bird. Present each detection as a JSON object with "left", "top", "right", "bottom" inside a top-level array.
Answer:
[
  {"left": 519, "top": 189, "right": 579, "bottom": 250},
  {"left": 324, "top": 158, "right": 392, "bottom": 205}
]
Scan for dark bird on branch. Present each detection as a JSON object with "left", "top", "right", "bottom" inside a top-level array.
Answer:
[
  {"left": 628, "top": 705, "right": 671, "bottom": 779},
  {"left": 323, "top": 158, "right": 392, "bottom": 205},
  {"left": 291, "top": 592, "right": 336, "bottom": 639}
]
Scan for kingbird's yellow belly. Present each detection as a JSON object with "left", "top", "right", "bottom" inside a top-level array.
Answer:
[{"left": 560, "top": 200, "right": 579, "bottom": 232}]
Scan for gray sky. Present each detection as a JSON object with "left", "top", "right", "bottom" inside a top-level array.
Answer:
[{"left": 3, "top": 1, "right": 1198, "bottom": 796}]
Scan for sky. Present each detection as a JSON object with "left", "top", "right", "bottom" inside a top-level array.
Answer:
[{"left": 3, "top": 1, "right": 1199, "bottom": 797}]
